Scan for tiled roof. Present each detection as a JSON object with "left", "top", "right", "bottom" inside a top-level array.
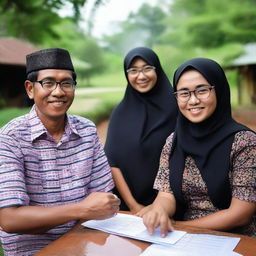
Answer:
[
  {"left": 231, "top": 43, "right": 256, "bottom": 66},
  {"left": 0, "top": 37, "right": 37, "bottom": 66}
]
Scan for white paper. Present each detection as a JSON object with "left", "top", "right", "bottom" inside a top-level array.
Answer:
[
  {"left": 82, "top": 213, "right": 186, "bottom": 245},
  {"left": 140, "top": 233, "right": 241, "bottom": 256}
]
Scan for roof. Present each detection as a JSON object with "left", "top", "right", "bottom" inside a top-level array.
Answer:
[
  {"left": 0, "top": 37, "right": 37, "bottom": 66},
  {"left": 231, "top": 43, "right": 256, "bottom": 67}
]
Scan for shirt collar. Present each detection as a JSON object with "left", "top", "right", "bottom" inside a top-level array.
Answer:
[
  {"left": 29, "top": 106, "right": 47, "bottom": 142},
  {"left": 29, "top": 105, "right": 80, "bottom": 142},
  {"left": 65, "top": 114, "right": 81, "bottom": 137}
]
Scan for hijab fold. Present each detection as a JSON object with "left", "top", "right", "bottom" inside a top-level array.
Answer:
[
  {"left": 170, "top": 58, "right": 249, "bottom": 219},
  {"left": 105, "top": 47, "right": 177, "bottom": 210}
]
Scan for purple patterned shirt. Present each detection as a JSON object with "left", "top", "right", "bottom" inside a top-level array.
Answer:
[{"left": 0, "top": 106, "right": 114, "bottom": 256}]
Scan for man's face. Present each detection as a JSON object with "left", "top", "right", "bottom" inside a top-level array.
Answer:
[{"left": 25, "top": 69, "right": 75, "bottom": 125}]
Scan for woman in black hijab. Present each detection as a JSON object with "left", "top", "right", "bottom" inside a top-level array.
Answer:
[
  {"left": 104, "top": 47, "right": 178, "bottom": 213},
  {"left": 143, "top": 58, "right": 256, "bottom": 237}
]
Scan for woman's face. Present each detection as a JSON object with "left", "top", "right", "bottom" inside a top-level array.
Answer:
[
  {"left": 176, "top": 69, "right": 217, "bottom": 123},
  {"left": 127, "top": 58, "right": 157, "bottom": 93}
]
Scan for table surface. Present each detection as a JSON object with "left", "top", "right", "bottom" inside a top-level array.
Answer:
[{"left": 35, "top": 220, "right": 256, "bottom": 256}]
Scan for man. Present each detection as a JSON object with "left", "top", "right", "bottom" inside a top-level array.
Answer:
[{"left": 0, "top": 48, "right": 120, "bottom": 256}]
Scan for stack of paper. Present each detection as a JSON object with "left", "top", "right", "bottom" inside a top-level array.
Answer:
[
  {"left": 82, "top": 213, "right": 241, "bottom": 256},
  {"left": 82, "top": 213, "right": 186, "bottom": 245},
  {"left": 140, "top": 233, "right": 241, "bottom": 256}
]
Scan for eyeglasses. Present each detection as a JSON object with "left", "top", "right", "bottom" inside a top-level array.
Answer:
[
  {"left": 174, "top": 86, "right": 215, "bottom": 102},
  {"left": 126, "top": 65, "right": 156, "bottom": 77},
  {"left": 35, "top": 79, "right": 77, "bottom": 92}
]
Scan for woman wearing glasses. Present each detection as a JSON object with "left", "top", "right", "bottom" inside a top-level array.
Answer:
[
  {"left": 143, "top": 58, "right": 256, "bottom": 236},
  {"left": 104, "top": 47, "right": 178, "bottom": 213}
]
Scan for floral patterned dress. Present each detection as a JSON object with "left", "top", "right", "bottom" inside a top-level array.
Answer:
[{"left": 154, "top": 130, "right": 256, "bottom": 236}]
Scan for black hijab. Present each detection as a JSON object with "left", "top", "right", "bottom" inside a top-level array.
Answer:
[
  {"left": 170, "top": 58, "right": 249, "bottom": 219},
  {"left": 104, "top": 47, "right": 178, "bottom": 210}
]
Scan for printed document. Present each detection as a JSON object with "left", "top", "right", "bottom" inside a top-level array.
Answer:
[
  {"left": 140, "top": 233, "right": 241, "bottom": 256},
  {"left": 82, "top": 213, "right": 186, "bottom": 245}
]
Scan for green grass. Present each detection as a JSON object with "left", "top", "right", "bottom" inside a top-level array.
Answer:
[
  {"left": 74, "top": 90, "right": 124, "bottom": 102},
  {"left": 0, "top": 107, "right": 30, "bottom": 127},
  {"left": 78, "top": 72, "right": 126, "bottom": 88}
]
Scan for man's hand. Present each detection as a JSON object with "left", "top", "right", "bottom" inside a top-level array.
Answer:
[{"left": 78, "top": 192, "right": 120, "bottom": 220}]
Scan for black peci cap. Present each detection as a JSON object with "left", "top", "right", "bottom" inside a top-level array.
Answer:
[{"left": 26, "top": 48, "right": 74, "bottom": 75}]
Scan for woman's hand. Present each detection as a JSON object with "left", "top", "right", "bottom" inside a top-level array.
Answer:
[
  {"left": 129, "top": 202, "right": 144, "bottom": 214},
  {"left": 135, "top": 204, "right": 153, "bottom": 217},
  {"left": 142, "top": 205, "right": 174, "bottom": 237}
]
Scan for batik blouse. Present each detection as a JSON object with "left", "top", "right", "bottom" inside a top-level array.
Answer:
[{"left": 154, "top": 130, "right": 256, "bottom": 236}]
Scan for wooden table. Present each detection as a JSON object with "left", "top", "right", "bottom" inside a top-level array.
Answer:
[{"left": 35, "top": 221, "right": 256, "bottom": 256}]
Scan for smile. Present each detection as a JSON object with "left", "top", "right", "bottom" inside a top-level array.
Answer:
[
  {"left": 49, "top": 101, "right": 66, "bottom": 105},
  {"left": 137, "top": 82, "right": 149, "bottom": 87},
  {"left": 188, "top": 107, "right": 204, "bottom": 113}
]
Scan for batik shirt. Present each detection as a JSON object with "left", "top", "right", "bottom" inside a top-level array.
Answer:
[
  {"left": 0, "top": 106, "right": 114, "bottom": 255},
  {"left": 154, "top": 131, "right": 256, "bottom": 236}
]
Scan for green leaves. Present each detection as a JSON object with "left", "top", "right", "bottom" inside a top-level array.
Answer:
[
  {"left": 103, "top": 3, "right": 166, "bottom": 54},
  {"left": 0, "top": 0, "right": 103, "bottom": 44},
  {"left": 168, "top": 0, "right": 256, "bottom": 48}
]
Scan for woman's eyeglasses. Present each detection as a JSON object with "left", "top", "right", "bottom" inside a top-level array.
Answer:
[
  {"left": 126, "top": 65, "right": 156, "bottom": 77},
  {"left": 174, "top": 86, "right": 215, "bottom": 102}
]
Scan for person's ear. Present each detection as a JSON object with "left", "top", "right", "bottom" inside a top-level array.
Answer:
[{"left": 25, "top": 80, "right": 34, "bottom": 99}]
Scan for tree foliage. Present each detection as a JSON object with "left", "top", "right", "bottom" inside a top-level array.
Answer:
[
  {"left": 0, "top": 0, "right": 104, "bottom": 44},
  {"left": 166, "top": 0, "right": 256, "bottom": 48},
  {"left": 0, "top": 0, "right": 107, "bottom": 84},
  {"left": 0, "top": 0, "right": 255, "bottom": 85},
  {"left": 128, "top": 4, "right": 166, "bottom": 47},
  {"left": 73, "top": 37, "right": 105, "bottom": 84},
  {"left": 103, "top": 3, "right": 166, "bottom": 55}
]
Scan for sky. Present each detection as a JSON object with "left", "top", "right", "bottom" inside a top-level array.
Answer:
[{"left": 81, "top": 0, "right": 163, "bottom": 38}]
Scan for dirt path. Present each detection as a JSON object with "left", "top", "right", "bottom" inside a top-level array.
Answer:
[{"left": 232, "top": 109, "right": 256, "bottom": 131}]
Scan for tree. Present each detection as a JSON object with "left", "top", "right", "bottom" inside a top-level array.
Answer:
[
  {"left": 38, "top": 18, "right": 106, "bottom": 85},
  {"left": 164, "top": 0, "right": 256, "bottom": 48},
  {"left": 0, "top": 0, "right": 104, "bottom": 44},
  {"left": 72, "top": 37, "right": 106, "bottom": 85},
  {"left": 127, "top": 4, "right": 166, "bottom": 47},
  {"left": 103, "top": 3, "right": 167, "bottom": 55},
  {"left": 0, "top": 0, "right": 107, "bottom": 86}
]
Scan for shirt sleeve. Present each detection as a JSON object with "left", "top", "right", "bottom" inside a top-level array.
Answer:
[
  {"left": 153, "top": 133, "right": 174, "bottom": 193},
  {"left": 231, "top": 131, "right": 256, "bottom": 203},
  {"left": 88, "top": 132, "right": 114, "bottom": 193},
  {"left": 0, "top": 134, "right": 30, "bottom": 208}
]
